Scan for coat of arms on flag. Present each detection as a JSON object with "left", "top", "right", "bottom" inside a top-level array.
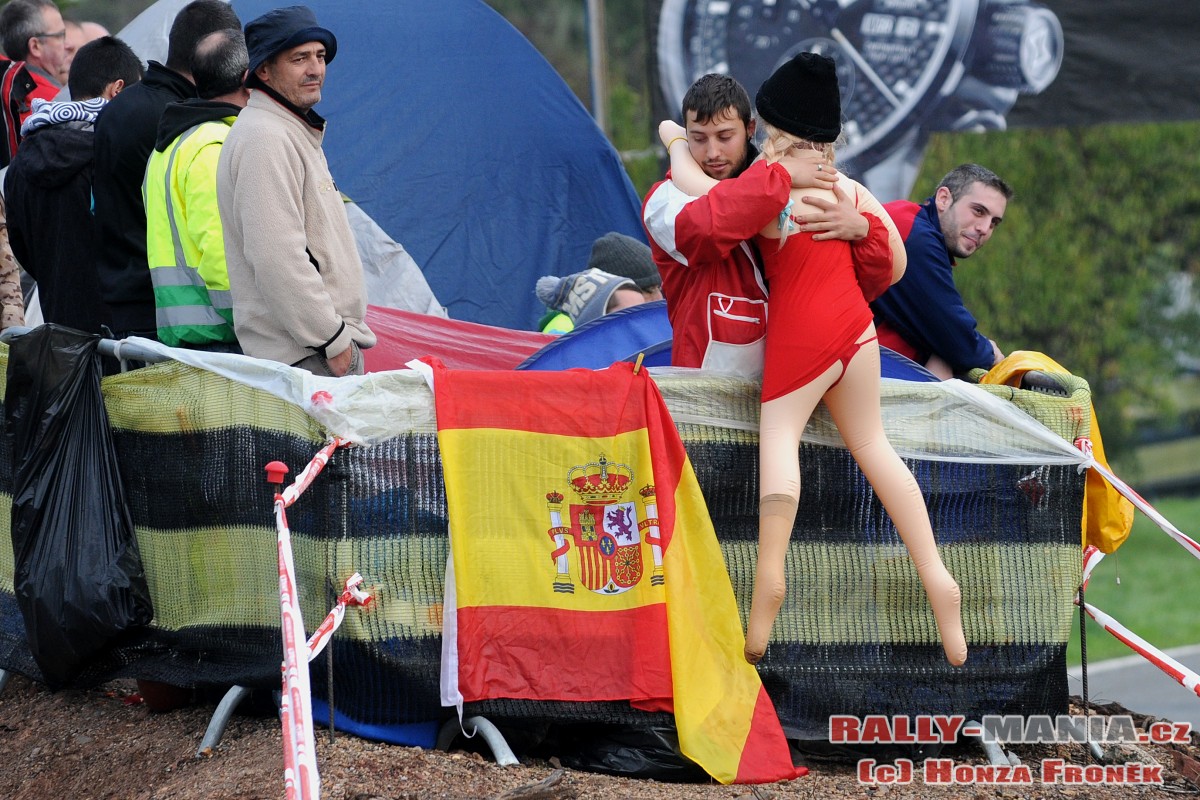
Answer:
[{"left": 547, "top": 454, "right": 665, "bottom": 595}]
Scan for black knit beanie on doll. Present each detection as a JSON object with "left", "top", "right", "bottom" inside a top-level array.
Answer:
[{"left": 754, "top": 52, "right": 842, "bottom": 142}]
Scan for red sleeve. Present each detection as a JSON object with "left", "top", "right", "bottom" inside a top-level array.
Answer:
[
  {"left": 883, "top": 200, "right": 920, "bottom": 239},
  {"left": 670, "top": 160, "right": 790, "bottom": 268},
  {"left": 849, "top": 212, "right": 893, "bottom": 302}
]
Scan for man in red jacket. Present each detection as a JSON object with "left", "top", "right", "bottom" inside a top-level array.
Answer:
[
  {"left": 642, "top": 73, "right": 892, "bottom": 377},
  {"left": 0, "top": 0, "right": 66, "bottom": 116}
]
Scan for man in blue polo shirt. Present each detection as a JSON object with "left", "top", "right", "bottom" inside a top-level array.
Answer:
[{"left": 872, "top": 163, "right": 1013, "bottom": 379}]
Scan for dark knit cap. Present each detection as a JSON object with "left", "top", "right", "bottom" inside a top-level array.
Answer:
[
  {"left": 587, "top": 232, "right": 660, "bottom": 291},
  {"left": 754, "top": 52, "right": 842, "bottom": 142},
  {"left": 246, "top": 5, "right": 337, "bottom": 76}
]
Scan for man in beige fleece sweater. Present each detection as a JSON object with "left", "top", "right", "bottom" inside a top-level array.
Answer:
[{"left": 217, "top": 5, "right": 374, "bottom": 376}]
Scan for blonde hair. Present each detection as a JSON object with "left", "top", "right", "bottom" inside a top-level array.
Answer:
[
  {"left": 758, "top": 123, "right": 837, "bottom": 247},
  {"left": 759, "top": 122, "right": 836, "bottom": 167}
]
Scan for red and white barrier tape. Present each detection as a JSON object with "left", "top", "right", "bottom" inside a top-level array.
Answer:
[
  {"left": 1080, "top": 544, "right": 1105, "bottom": 590},
  {"left": 276, "top": 499, "right": 315, "bottom": 800},
  {"left": 280, "top": 436, "right": 347, "bottom": 508},
  {"left": 1086, "top": 458, "right": 1200, "bottom": 563},
  {"left": 272, "top": 437, "right": 364, "bottom": 800},
  {"left": 1073, "top": 432, "right": 1200, "bottom": 701},
  {"left": 1078, "top": 543, "right": 1200, "bottom": 700},
  {"left": 306, "top": 573, "right": 373, "bottom": 662},
  {"left": 1078, "top": 598, "right": 1200, "bottom": 700}
]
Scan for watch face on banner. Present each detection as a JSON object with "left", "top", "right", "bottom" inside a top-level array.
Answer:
[
  {"left": 656, "top": 0, "right": 1064, "bottom": 195},
  {"left": 658, "top": 0, "right": 976, "bottom": 168}
]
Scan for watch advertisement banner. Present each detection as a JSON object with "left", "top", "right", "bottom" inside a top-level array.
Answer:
[
  {"left": 1004, "top": 2, "right": 1200, "bottom": 128},
  {"left": 650, "top": 0, "right": 1200, "bottom": 199}
]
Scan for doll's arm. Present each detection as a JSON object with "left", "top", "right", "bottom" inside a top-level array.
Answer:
[
  {"left": 658, "top": 120, "right": 720, "bottom": 197},
  {"left": 851, "top": 180, "right": 907, "bottom": 284}
]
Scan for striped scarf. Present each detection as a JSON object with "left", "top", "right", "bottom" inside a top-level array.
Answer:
[{"left": 20, "top": 96, "right": 107, "bottom": 137}]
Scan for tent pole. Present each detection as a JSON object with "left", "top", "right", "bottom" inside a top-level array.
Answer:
[{"left": 585, "top": 0, "right": 608, "bottom": 135}]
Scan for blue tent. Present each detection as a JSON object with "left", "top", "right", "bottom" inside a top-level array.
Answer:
[
  {"left": 121, "top": 0, "right": 647, "bottom": 331},
  {"left": 516, "top": 301, "right": 674, "bottom": 371},
  {"left": 516, "top": 301, "right": 940, "bottom": 382}
]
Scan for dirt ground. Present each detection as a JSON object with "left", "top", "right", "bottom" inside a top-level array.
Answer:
[{"left": 0, "top": 674, "right": 1197, "bottom": 800}]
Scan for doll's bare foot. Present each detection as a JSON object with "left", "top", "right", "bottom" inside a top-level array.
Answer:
[
  {"left": 744, "top": 609, "right": 772, "bottom": 665},
  {"left": 922, "top": 569, "right": 966, "bottom": 666},
  {"left": 744, "top": 573, "right": 786, "bottom": 665},
  {"left": 745, "top": 496, "right": 798, "bottom": 664}
]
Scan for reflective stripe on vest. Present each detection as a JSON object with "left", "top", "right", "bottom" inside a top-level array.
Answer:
[
  {"left": 151, "top": 265, "right": 234, "bottom": 309},
  {"left": 156, "top": 303, "right": 232, "bottom": 329}
]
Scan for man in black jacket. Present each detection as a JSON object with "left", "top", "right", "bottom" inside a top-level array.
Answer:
[
  {"left": 91, "top": 0, "right": 240, "bottom": 341},
  {"left": 4, "top": 36, "right": 142, "bottom": 334}
]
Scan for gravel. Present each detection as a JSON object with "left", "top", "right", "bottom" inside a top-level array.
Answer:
[{"left": 1, "top": 675, "right": 1196, "bottom": 800}]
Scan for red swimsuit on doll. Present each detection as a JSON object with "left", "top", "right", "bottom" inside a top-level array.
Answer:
[{"left": 757, "top": 222, "right": 873, "bottom": 400}]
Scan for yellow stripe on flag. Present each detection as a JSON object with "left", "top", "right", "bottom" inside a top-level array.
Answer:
[{"left": 440, "top": 426, "right": 663, "bottom": 611}]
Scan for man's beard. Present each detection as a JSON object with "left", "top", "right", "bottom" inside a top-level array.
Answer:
[
  {"left": 943, "top": 229, "right": 977, "bottom": 260},
  {"left": 728, "top": 140, "right": 753, "bottom": 179}
]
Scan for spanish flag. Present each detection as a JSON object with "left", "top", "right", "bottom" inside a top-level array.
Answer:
[{"left": 433, "top": 361, "right": 802, "bottom": 784}]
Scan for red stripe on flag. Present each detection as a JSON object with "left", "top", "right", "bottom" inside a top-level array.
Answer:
[
  {"left": 456, "top": 604, "right": 672, "bottom": 703},
  {"left": 580, "top": 545, "right": 608, "bottom": 593},
  {"left": 735, "top": 687, "right": 806, "bottom": 784},
  {"left": 433, "top": 361, "right": 652, "bottom": 437}
]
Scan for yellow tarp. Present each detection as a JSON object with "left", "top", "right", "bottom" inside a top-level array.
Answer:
[{"left": 981, "top": 351, "right": 1134, "bottom": 553}]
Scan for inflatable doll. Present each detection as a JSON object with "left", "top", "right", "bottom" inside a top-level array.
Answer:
[{"left": 659, "top": 53, "right": 966, "bottom": 666}]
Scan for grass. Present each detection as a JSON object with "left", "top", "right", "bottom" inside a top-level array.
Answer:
[{"left": 1066, "top": 494, "right": 1200, "bottom": 666}]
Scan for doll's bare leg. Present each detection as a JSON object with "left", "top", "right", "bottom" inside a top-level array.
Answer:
[
  {"left": 746, "top": 369, "right": 836, "bottom": 664},
  {"left": 825, "top": 334, "right": 967, "bottom": 666},
  {"left": 745, "top": 493, "right": 798, "bottom": 664}
]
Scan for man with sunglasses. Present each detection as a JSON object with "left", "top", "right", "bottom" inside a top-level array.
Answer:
[{"left": 0, "top": 0, "right": 67, "bottom": 124}]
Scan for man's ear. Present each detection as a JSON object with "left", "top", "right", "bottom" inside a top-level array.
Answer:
[
  {"left": 746, "top": 118, "right": 756, "bottom": 139},
  {"left": 26, "top": 36, "right": 43, "bottom": 61},
  {"left": 934, "top": 186, "right": 953, "bottom": 212},
  {"left": 254, "top": 62, "right": 271, "bottom": 84},
  {"left": 101, "top": 79, "right": 125, "bottom": 100}
]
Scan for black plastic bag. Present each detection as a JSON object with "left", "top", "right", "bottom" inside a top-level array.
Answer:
[
  {"left": 552, "top": 722, "right": 710, "bottom": 782},
  {"left": 5, "top": 325, "right": 153, "bottom": 688}
]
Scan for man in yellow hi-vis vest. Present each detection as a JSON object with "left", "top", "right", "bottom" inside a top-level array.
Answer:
[{"left": 143, "top": 28, "right": 247, "bottom": 351}]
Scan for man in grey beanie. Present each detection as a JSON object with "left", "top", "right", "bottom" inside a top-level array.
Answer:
[
  {"left": 586, "top": 231, "right": 663, "bottom": 302},
  {"left": 536, "top": 231, "right": 661, "bottom": 334}
]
